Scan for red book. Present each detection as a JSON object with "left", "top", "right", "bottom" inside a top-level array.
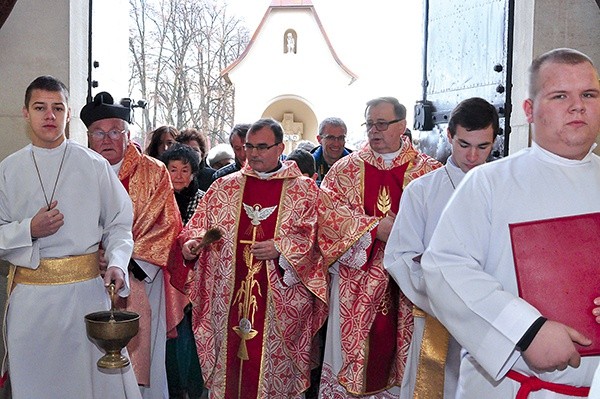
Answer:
[{"left": 509, "top": 212, "right": 600, "bottom": 356}]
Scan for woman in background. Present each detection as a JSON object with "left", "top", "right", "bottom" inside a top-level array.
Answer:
[
  {"left": 176, "top": 128, "right": 215, "bottom": 191},
  {"left": 160, "top": 143, "right": 206, "bottom": 398},
  {"left": 146, "top": 125, "right": 178, "bottom": 159}
]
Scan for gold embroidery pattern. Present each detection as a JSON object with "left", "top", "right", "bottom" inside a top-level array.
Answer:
[
  {"left": 377, "top": 185, "right": 391, "bottom": 216},
  {"left": 13, "top": 252, "right": 99, "bottom": 286},
  {"left": 232, "top": 246, "right": 262, "bottom": 360},
  {"left": 234, "top": 202, "right": 277, "bottom": 398},
  {"left": 376, "top": 286, "right": 392, "bottom": 316}
]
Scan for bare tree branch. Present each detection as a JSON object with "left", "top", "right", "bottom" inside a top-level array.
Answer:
[{"left": 128, "top": 0, "right": 248, "bottom": 145}]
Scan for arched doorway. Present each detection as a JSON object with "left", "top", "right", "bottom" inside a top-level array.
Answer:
[{"left": 262, "top": 95, "right": 318, "bottom": 154}]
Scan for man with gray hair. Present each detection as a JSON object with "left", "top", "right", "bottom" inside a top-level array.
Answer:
[
  {"left": 318, "top": 97, "right": 441, "bottom": 397},
  {"left": 310, "top": 117, "right": 352, "bottom": 186},
  {"left": 82, "top": 92, "right": 184, "bottom": 399}
]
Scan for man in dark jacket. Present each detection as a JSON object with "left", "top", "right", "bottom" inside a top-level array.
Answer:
[
  {"left": 310, "top": 117, "right": 352, "bottom": 186},
  {"left": 212, "top": 123, "right": 250, "bottom": 180}
]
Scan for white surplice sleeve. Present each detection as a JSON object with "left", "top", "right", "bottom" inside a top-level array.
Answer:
[
  {"left": 0, "top": 156, "right": 40, "bottom": 268},
  {"left": 98, "top": 159, "right": 134, "bottom": 296},
  {"left": 0, "top": 217, "right": 40, "bottom": 268},
  {"left": 384, "top": 179, "right": 432, "bottom": 313},
  {"left": 420, "top": 168, "right": 540, "bottom": 380}
]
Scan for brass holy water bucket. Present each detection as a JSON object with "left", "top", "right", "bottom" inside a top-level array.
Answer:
[{"left": 84, "top": 284, "right": 140, "bottom": 368}]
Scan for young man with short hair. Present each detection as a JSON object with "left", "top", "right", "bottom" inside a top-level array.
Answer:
[
  {"left": 422, "top": 48, "right": 600, "bottom": 398},
  {"left": 385, "top": 97, "right": 500, "bottom": 399},
  {"left": 1, "top": 76, "right": 139, "bottom": 398}
]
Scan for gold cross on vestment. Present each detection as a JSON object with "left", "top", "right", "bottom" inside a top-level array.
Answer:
[{"left": 233, "top": 203, "right": 277, "bottom": 397}]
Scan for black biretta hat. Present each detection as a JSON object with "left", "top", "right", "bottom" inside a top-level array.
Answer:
[{"left": 80, "top": 92, "right": 132, "bottom": 128}]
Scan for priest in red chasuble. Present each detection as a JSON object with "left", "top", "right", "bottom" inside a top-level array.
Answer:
[
  {"left": 82, "top": 92, "right": 186, "bottom": 398},
  {"left": 180, "top": 118, "right": 328, "bottom": 399},
  {"left": 317, "top": 97, "right": 441, "bottom": 398}
]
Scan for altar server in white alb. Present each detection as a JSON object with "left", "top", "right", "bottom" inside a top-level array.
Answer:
[
  {"left": 420, "top": 48, "right": 600, "bottom": 398},
  {"left": 0, "top": 76, "right": 141, "bottom": 399},
  {"left": 384, "top": 96, "right": 499, "bottom": 399}
]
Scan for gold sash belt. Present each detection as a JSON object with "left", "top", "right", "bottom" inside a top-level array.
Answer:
[
  {"left": 13, "top": 252, "right": 100, "bottom": 286},
  {"left": 413, "top": 306, "right": 450, "bottom": 399}
]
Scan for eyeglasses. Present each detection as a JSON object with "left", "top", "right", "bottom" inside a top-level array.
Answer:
[
  {"left": 321, "top": 135, "right": 346, "bottom": 142},
  {"left": 362, "top": 119, "right": 403, "bottom": 132},
  {"left": 88, "top": 129, "right": 126, "bottom": 141},
  {"left": 244, "top": 142, "right": 281, "bottom": 153}
]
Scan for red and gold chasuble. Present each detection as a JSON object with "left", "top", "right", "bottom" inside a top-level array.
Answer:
[
  {"left": 115, "top": 143, "right": 186, "bottom": 386},
  {"left": 181, "top": 162, "right": 328, "bottom": 399},
  {"left": 318, "top": 137, "right": 442, "bottom": 395}
]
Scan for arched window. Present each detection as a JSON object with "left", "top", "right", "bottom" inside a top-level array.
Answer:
[{"left": 283, "top": 29, "right": 297, "bottom": 54}]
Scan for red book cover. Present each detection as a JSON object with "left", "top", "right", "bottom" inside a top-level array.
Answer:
[{"left": 509, "top": 212, "right": 600, "bottom": 356}]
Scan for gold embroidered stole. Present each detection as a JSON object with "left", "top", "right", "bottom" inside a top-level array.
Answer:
[
  {"left": 225, "top": 176, "right": 284, "bottom": 399},
  {"left": 413, "top": 308, "right": 449, "bottom": 399},
  {"left": 357, "top": 161, "right": 409, "bottom": 393}
]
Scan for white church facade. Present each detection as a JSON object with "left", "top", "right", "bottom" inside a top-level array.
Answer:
[{"left": 221, "top": 0, "right": 358, "bottom": 151}]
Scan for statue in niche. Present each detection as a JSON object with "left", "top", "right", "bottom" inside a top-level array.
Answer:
[{"left": 284, "top": 30, "right": 296, "bottom": 54}]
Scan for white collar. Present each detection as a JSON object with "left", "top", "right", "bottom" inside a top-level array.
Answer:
[
  {"left": 254, "top": 162, "right": 287, "bottom": 179},
  {"left": 373, "top": 148, "right": 402, "bottom": 166},
  {"left": 532, "top": 141, "right": 597, "bottom": 166},
  {"left": 110, "top": 159, "right": 124, "bottom": 175}
]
